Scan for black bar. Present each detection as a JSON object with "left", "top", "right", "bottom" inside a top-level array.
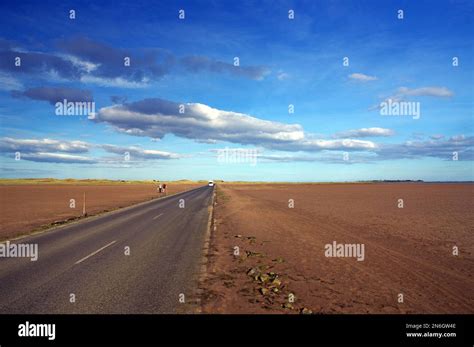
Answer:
[{"left": 0, "top": 314, "right": 472, "bottom": 345}]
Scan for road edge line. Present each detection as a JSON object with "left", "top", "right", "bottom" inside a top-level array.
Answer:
[{"left": 194, "top": 185, "right": 216, "bottom": 314}]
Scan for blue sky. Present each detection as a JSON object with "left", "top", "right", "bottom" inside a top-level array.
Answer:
[{"left": 0, "top": 0, "right": 472, "bottom": 181}]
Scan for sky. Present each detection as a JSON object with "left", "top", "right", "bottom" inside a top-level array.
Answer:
[{"left": 0, "top": 0, "right": 472, "bottom": 181}]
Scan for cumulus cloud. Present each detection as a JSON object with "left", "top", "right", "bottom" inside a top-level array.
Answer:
[
  {"left": 20, "top": 152, "right": 96, "bottom": 164},
  {"left": 180, "top": 55, "right": 270, "bottom": 80},
  {"left": 11, "top": 87, "right": 93, "bottom": 104},
  {"left": 1, "top": 38, "right": 270, "bottom": 88},
  {"left": 57, "top": 37, "right": 174, "bottom": 84},
  {"left": 257, "top": 151, "right": 378, "bottom": 164},
  {"left": 0, "top": 137, "right": 90, "bottom": 153},
  {"left": 264, "top": 138, "right": 376, "bottom": 151},
  {"left": 0, "top": 137, "right": 181, "bottom": 164},
  {"left": 334, "top": 127, "right": 394, "bottom": 138},
  {"left": 0, "top": 49, "right": 82, "bottom": 80},
  {"left": 79, "top": 75, "right": 151, "bottom": 88},
  {"left": 375, "top": 135, "right": 473, "bottom": 161},
  {"left": 95, "top": 98, "right": 304, "bottom": 144},
  {"left": 0, "top": 138, "right": 95, "bottom": 163},
  {"left": 101, "top": 144, "right": 180, "bottom": 160},
  {"left": 262, "top": 135, "right": 473, "bottom": 163},
  {"left": 348, "top": 73, "right": 377, "bottom": 82},
  {"left": 94, "top": 98, "right": 377, "bottom": 152}
]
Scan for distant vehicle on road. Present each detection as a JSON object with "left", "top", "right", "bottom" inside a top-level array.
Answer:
[{"left": 208, "top": 180, "right": 214, "bottom": 187}]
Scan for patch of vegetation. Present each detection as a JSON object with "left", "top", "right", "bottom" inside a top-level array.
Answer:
[{"left": 216, "top": 186, "right": 230, "bottom": 202}]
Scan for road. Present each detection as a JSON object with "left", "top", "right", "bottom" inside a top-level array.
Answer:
[{"left": 0, "top": 185, "right": 214, "bottom": 313}]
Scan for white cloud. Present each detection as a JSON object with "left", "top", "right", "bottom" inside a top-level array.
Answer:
[
  {"left": 0, "top": 73, "right": 23, "bottom": 90},
  {"left": 257, "top": 150, "right": 378, "bottom": 164},
  {"left": 277, "top": 71, "right": 290, "bottom": 80},
  {"left": 94, "top": 98, "right": 377, "bottom": 152},
  {"left": 20, "top": 152, "right": 96, "bottom": 164},
  {"left": 266, "top": 138, "right": 377, "bottom": 151},
  {"left": 101, "top": 144, "right": 180, "bottom": 160},
  {"left": 375, "top": 135, "right": 473, "bottom": 160},
  {"left": 369, "top": 86, "right": 454, "bottom": 111},
  {"left": 0, "top": 137, "right": 90, "bottom": 153},
  {"left": 61, "top": 54, "right": 100, "bottom": 73},
  {"left": 80, "top": 75, "right": 150, "bottom": 88},
  {"left": 0, "top": 137, "right": 94, "bottom": 163},
  {"left": 451, "top": 134, "right": 465, "bottom": 142},
  {"left": 334, "top": 127, "right": 394, "bottom": 138},
  {"left": 397, "top": 86, "right": 454, "bottom": 98},
  {"left": 0, "top": 137, "right": 181, "bottom": 164},
  {"left": 348, "top": 73, "right": 377, "bottom": 82}
]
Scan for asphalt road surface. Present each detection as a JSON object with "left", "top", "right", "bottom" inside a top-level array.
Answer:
[{"left": 0, "top": 185, "right": 214, "bottom": 313}]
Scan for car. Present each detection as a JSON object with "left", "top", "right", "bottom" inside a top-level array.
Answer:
[{"left": 208, "top": 180, "right": 214, "bottom": 186}]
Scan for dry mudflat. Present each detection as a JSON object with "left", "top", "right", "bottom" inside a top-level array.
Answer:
[
  {"left": 0, "top": 183, "right": 200, "bottom": 240},
  {"left": 202, "top": 183, "right": 474, "bottom": 314}
]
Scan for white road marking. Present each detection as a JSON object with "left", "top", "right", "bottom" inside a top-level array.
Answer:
[
  {"left": 74, "top": 240, "right": 117, "bottom": 265},
  {"left": 153, "top": 213, "right": 163, "bottom": 220}
]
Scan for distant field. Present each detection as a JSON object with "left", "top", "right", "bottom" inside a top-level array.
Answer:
[
  {"left": 0, "top": 178, "right": 207, "bottom": 185},
  {"left": 0, "top": 181, "right": 202, "bottom": 240},
  {"left": 203, "top": 183, "right": 474, "bottom": 314}
]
